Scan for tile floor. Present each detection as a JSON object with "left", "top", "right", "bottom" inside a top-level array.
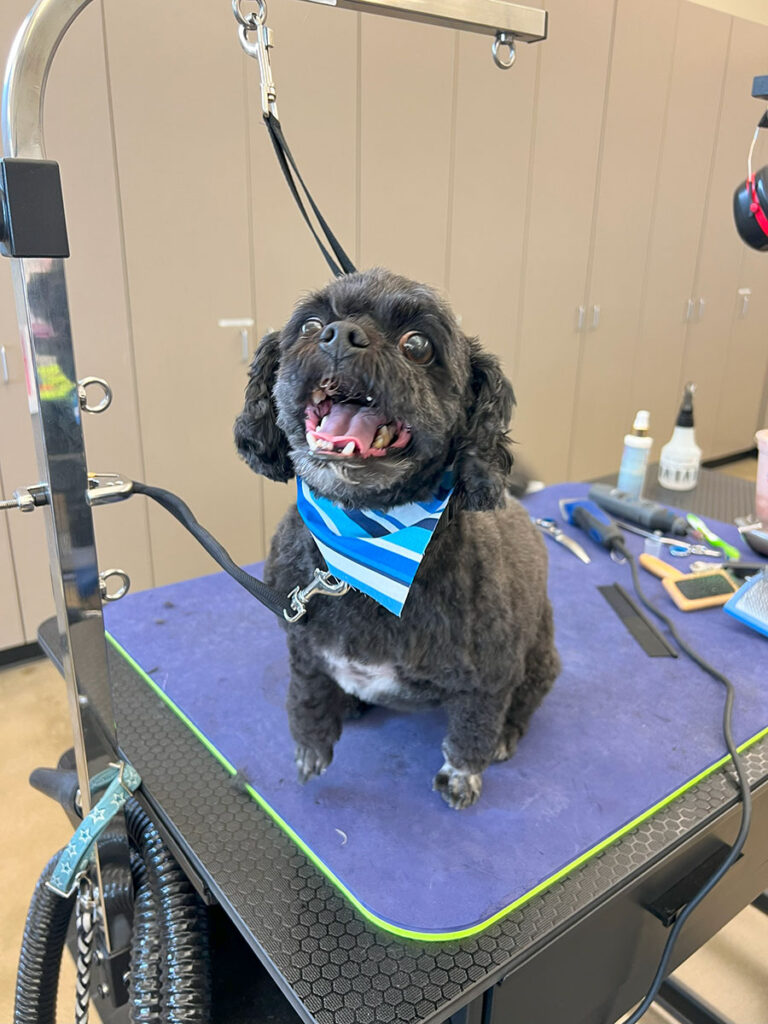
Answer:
[{"left": 0, "top": 455, "right": 765, "bottom": 1023}]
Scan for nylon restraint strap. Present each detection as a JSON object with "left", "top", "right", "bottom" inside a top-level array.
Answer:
[
  {"left": 131, "top": 481, "right": 291, "bottom": 621},
  {"left": 264, "top": 112, "right": 357, "bottom": 278}
]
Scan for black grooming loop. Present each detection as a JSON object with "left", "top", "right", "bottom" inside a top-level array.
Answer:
[
  {"left": 233, "top": 0, "right": 358, "bottom": 278},
  {"left": 86, "top": 474, "right": 348, "bottom": 623}
]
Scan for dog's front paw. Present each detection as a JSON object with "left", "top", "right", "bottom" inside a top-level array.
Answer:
[
  {"left": 295, "top": 744, "right": 333, "bottom": 783},
  {"left": 433, "top": 762, "right": 483, "bottom": 810}
]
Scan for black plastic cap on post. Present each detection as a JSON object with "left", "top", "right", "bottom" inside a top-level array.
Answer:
[{"left": 0, "top": 158, "right": 69, "bottom": 258}]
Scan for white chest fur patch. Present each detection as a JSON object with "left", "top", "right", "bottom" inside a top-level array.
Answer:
[{"left": 324, "top": 653, "right": 402, "bottom": 705}]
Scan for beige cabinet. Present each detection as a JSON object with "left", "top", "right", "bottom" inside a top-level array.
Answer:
[
  {"left": 568, "top": 0, "right": 680, "bottom": 482},
  {"left": 246, "top": 0, "right": 360, "bottom": 542},
  {"left": 0, "top": 0, "right": 152, "bottom": 643},
  {"left": 629, "top": 2, "right": 731, "bottom": 448},
  {"left": 446, "top": 23, "right": 539, "bottom": 379},
  {"left": 512, "top": 0, "right": 617, "bottom": 483},
  {"left": 680, "top": 16, "right": 768, "bottom": 458},
  {"left": 2, "top": 0, "right": 768, "bottom": 654},
  {"left": 102, "top": 0, "right": 266, "bottom": 584},
  {"left": 709, "top": 19, "right": 768, "bottom": 456}
]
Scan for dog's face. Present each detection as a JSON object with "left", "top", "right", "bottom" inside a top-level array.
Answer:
[{"left": 235, "top": 268, "right": 515, "bottom": 510}]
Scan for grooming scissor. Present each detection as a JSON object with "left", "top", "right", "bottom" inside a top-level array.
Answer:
[
  {"left": 533, "top": 517, "right": 591, "bottom": 564},
  {"left": 616, "top": 521, "right": 720, "bottom": 558}
]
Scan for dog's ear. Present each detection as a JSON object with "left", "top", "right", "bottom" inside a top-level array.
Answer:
[
  {"left": 454, "top": 338, "right": 515, "bottom": 511},
  {"left": 234, "top": 331, "right": 295, "bottom": 482}
]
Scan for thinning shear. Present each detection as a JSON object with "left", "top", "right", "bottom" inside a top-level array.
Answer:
[{"left": 533, "top": 517, "right": 591, "bottom": 564}]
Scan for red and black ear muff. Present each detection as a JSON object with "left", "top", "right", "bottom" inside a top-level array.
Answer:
[
  {"left": 734, "top": 168, "right": 768, "bottom": 251},
  {"left": 734, "top": 76, "right": 768, "bottom": 251}
]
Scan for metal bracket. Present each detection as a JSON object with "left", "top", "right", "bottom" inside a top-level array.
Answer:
[
  {"left": 285, "top": 567, "right": 351, "bottom": 622},
  {"left": 86, "top": 472, "right": 134, "bottom": 507},
  {"left": 78, "top": 376, "right": 113, "bottom": 414},
  {"left": 99, "top": 569, "right": 131, "bottom": 602},
  {"left": 0, "top": 483, "right": 49, "bottom": 512}
]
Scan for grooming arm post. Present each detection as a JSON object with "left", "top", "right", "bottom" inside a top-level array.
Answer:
[{"left": 1, "top": 0, "right": 127, "bottom": 957}]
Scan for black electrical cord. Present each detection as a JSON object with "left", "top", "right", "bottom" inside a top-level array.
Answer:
[{"left": 614, "top": 540, "right": 753, "bottom": 1024}]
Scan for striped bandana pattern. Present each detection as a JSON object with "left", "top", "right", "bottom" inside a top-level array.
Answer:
[{"left": 295, "top": 469, "right": 455, "bottom": 616}]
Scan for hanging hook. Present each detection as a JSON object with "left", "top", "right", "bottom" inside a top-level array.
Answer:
[
  {"left": 492, "top": 32, "right": 516, "bottom": 70},
  {"left": 234, "top": 0, "right": 278, "bottom": 118},
  {"left": 232, "top": 0, "right": 267, "bottom": 31}
]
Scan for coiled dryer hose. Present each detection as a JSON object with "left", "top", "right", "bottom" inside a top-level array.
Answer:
[{"left": 13, "top": 799, "right": 211, "bottom": 1024}]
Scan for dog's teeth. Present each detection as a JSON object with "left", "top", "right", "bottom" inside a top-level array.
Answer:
[
  {"left": 319, "top": 415, "right": 328, "bottom": 431},
  {"left": 311, "top": 388, "right": 325, "bottom": 404},
  {"left": 306, "top": 432, "right": 318, "bottom": 451},
  {"left": 341, "top": 441, "right": 355, "bottom": 456},
  {"left": 372, "top": 424, "right": 393, "bottom": 449}
]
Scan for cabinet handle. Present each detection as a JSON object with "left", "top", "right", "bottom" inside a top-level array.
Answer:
[
  {"left": 738, "top": 288, "right": 751, "bottom": 318},
  {"left": 576, "top": 305, "right": 585, "bottom": 331},
  {"left": 685, "top": 298, "right": 694, "bottom": 322},
  {"left": 1, "top": 346, "right": 8, "bottom": 384},
  {"left": 591, "top": 304, "right": 601, "bottom": 329},
  {"left": 697, "top": 298, "right": 705, "bottom": 321},
  {"left": 218, "top": 317, "right": 255, "bottom": 363}
]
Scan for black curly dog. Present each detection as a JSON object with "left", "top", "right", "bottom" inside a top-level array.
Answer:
[{"left": 235, "top": 268, "right": 560, "bottom": 809}]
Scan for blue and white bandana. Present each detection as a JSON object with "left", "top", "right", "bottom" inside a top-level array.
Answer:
[{"left": 295, "top": 470, "right": 455, "bottom": 616}]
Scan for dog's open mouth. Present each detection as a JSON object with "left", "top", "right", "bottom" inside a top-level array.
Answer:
[{"left": 304, "top": 382, "right": 412, "bottom": 459}]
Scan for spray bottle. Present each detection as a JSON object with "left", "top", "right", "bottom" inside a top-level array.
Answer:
[
  {"left": 658, "top": 382, "right": 702, "bottom": 491},
  {"left": 617, "top": 410, "right": 652, "bottom": 499}
]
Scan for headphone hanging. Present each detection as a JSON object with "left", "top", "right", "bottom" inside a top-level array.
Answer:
[{"left": 733, "top": 75, "right": 768, "bottom": 251}]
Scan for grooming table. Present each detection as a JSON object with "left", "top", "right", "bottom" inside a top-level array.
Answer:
[
  {"left": 38, "top": 470, "right": 768, "bottom": 1024},
  {"left": 102, "top": 485, "right": 767, "bottom": 941}
]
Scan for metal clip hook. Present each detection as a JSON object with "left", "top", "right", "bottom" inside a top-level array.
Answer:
[
  {"left": 235, "top": 0, "right": 278, "bottom": 118},
  {"left": 284, "top": 568, "right": 350, "bottom": 623}
]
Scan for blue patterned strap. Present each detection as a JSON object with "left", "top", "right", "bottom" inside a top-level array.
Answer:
[{"left": 47, "top": 762, "right": 142, "bottom": 898}]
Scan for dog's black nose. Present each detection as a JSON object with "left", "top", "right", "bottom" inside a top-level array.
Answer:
[{"left": 318, "top": 320, "right": 370, "bottom": 353}]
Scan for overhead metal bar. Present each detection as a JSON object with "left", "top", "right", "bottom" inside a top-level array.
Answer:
[{"left": 298, "top": 0, "right": 548, "bottom": 43}]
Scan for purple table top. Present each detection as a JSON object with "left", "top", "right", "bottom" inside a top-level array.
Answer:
[{"left": 104, "top": 483, "right": 768, "bottom": 939}]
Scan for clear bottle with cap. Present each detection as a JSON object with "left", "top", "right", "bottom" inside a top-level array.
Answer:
[
  {"left": 658, "top": 382, "right": 702, "bottom": 491},
  {"left": 617, "top": 410, "right": 653, "bottom": 499}
]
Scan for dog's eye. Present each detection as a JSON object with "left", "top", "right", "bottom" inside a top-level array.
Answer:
[
  {"left": 300, "top": 318, "right": 324, "bottom": 336},
  {"left": 398, "top": 331, "right": 434, "bottom": 366}
]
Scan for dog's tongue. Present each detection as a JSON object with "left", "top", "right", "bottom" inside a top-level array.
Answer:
[{"left": 315, "top": 401, "right": 382, "bottom": 450}]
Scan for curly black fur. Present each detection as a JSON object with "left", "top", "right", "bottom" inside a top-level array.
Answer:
[{"left": 234, "top": 268, "right": 560, "bottom": 809}]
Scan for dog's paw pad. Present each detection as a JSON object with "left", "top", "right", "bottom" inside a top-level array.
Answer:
[
  {"left": 433, "top": 762, "right": 482, "bottom": 810},
  {"left": 295, "top": 744, "right": 332, "bottom": 783}
]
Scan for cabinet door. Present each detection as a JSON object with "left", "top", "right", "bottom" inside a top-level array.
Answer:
[
  {"left": 103, "top": 0, "right": 264, "bottom": 584},
  {"left": 246, "top": 1, "right": 359, "bottom": 543},
  {"left": 681, "top": 17, "right": 768, "bottom": 458},
  {"left": 709, "top": 18, "right": 768, "bottom": 456},
  {"left": 512, "top": 0, "right": 616, "bottom": 483},
  {"left": 568, "top": 0, "right": 680, "bottom": 482},
  {"left": 715, "top": 246, "right": 768, "bottom": 454},
  {"left": 446, "top": 24, "right": 539, "bottom": 379},
  {"left": 630, "top": 2, "right": 730, "bottom": 445},
  {"left": 359, "top": 15, "right": 457, "bottom": 287},
  {"left": 0, "top": 0, "right": 153, "bottom": 640},
  {"left": 0, "top": 465, "right": 24, "bottom": 651}
]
